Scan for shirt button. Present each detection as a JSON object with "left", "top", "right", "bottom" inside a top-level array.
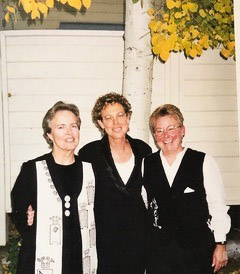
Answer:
[
  {"left": 64, "top": 195, "right": 71, "bottom": 202},
  {"left": 65, "top": 210, "right": 70, "bottom": 217},
  {"left": 65, "top": 202, "right": 70, "bottom": 208}
]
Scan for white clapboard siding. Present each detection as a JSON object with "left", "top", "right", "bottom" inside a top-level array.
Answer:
[
  {"left": 9, "top": 111, "right": 94, "bottom": 128},
  {"left": 8, "top": 78, "right": 122, "bottom": 95},
  {"left": 0, "top": 30, "right": 124, "bottom": 226},
  {"left": 181, "top": 64, "right": 235, "bottom": 80},
  {"left": 6, "top": 34, "right": 123, "bottom": 46},
  {"left": 234, "top": 0, "right": 240, "bottom": 164},
  {"left": 183, "top": 80, "right": 236, "bottom": 96},
  {"left": 225, "top": 187, "right": 240, "bottom": 205},
  {"left": 223, "top": 172, "right": 240, "bottom": 187},
  {"left": 184, "top": 112, "right": 238, "bottom": 127},
  {"left": 0, "top": 35, "right": 7, "bottom": 245},
  {"left": 186, "top": 127, "right": 238, "bottom": 142},
  {"left": 7, "top": 45, "right": 123, "bottom": 62},
  {"left": 7, "top": 62, "right": 122, "bottom": 79},
  {"left": 9, "top": 95, "right": 103, "bottom": 112},
  {"left": 183, "top": 96, "right": 237, "bottom": 111},
  {"left": 179, "top": 50, "right": 239, "bottom": 205},
  {"left": 217, "top": 157, "right": 240, "bottom": 172},
  {"left": 184, "top": 142, "right": 238, "bottom": 157}
]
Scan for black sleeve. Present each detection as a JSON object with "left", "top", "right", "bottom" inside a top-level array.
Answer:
[
  {"left": 78, "top": 143, "right": 95, "bottom": 163},
  {"left": 145, "top": 144, "right": 152, "bottom": 156},
  {"left": 78, "top": 146, "right": 88, "bottom": 162},
  {"left": 11, "top": 161, "right": 37, "bottom": 236},
  {"left": 138, "top": 140, "right": 152, "bottom": 158}
]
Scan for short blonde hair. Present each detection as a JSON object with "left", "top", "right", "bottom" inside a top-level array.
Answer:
[{"left": 149, "top": 104, "right": 184, "bottom": 134}]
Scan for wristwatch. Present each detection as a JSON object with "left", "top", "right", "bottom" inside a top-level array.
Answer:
[{"left": 215, "top": 241, "right": 226, "bottom": 245}]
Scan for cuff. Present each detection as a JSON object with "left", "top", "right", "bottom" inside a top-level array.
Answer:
[{"left": 214, "top": 232, "right": 226, "bottom": 242}]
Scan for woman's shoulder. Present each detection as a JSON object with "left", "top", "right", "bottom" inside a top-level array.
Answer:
[
  {"left": 12, "top": 154, "right": 51, "bottom": 192},
  {"left": 132, "top": 137, "right": 150, "bottom": 147},
  {"left": 144, "top": 150, "right": 159, "bottom": 161},
  {"left": 185, "top": 147, "right": 205, "bottom": 158},
  {"left": 128, "top": 136, "right": 152, "bottom": 155},
  {"left": 78, "top": 140, "right": 102, "bottom": 162},
  {"left": 21, "top": 153, "right": 51, "bottom": 169},
  {"left": 79, "top": 140, "right": 101, "bottom": 153}
]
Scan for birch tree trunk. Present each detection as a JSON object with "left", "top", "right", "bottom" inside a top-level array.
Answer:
[{"left": 122, "top": 0, "right": 153, "bottom": 143}]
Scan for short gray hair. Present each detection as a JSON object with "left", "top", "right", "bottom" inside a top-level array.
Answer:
[{"left": 42, "top": 101, "right": 81, "bottom": 148}]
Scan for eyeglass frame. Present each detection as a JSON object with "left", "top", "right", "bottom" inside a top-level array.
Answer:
[
  {"left": 154, "top": 124, "right": 182, "bottom": 137},
  {"left": 102, "top": 112, "right": 128, "bottom": 124}
]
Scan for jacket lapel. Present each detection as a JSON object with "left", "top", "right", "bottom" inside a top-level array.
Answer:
[{"left": 100, "top": 135, "right": 130, "bottom": 195}]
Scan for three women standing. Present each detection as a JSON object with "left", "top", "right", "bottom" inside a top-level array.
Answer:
[
  {"left": 79, "top": 92, "right": 152, "bottom": 274},
  {"left": 12, "top": 97, "right": 229, "bottom": 274}
]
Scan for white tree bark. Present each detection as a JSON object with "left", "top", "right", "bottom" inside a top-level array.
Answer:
[{"left": 122, "top": 0, "right": 153, "bottom": 143}]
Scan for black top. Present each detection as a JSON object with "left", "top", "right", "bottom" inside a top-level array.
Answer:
[
  {"left": 11, "top": 153, "right": 83, "bottom": 274},
  {"left": 78, "top": 134, "right": 152, "bottom": 274}
]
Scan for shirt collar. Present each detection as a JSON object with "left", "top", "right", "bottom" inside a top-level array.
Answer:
[{"left": 160, "top": 147, "right": 188, "bottom": 164}]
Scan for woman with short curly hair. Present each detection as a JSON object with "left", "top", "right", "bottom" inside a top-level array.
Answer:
[
  {"left": 92, "top": 92, "right": 132, "bottom": 134},
  {"left": 79, "top": 92, "right": 152, "bottom": 274}
]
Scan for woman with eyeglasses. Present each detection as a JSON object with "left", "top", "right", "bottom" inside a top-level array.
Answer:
[
  {"left": 143, "top": 104, "right": 230, "bottom": 274},
  {"left": 78, "top": 92, "right": 152, "bottom": 274}
]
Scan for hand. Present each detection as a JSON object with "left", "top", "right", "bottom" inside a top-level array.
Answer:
[
  {"left": 27, "top": 205, "right": 35, "bottom": 226},
  {"left": 212, "top": 244, "right": 228, "bottom": 273}
]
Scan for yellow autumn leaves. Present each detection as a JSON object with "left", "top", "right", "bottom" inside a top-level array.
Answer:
[
  {"left": 5, "top": 0, "right": 91, "bottom": 22},
  {"left": 148, "top": 0, "right": 235, "bottom": 62},
  {"left": 4, "top": 0, "right": 235, "bottom": 64}
]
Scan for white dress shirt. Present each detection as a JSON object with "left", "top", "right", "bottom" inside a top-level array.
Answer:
[{"left": 160, "top": 147, "right": 231, "bottom": 242}]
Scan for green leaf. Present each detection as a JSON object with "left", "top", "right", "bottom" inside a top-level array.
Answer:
[{"left": 202, "top": 0, "right": 211, "bottom": 6}]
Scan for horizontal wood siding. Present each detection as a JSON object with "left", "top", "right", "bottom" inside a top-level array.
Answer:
[
  {"left": 1, "top": 30, "right": 124, "bottom": 215},
  {"left": 0, "top": 34, "right": 7, "bottom": 245},
  {"left": 179, "top": 51, "right": 239, "bottom": 205}
]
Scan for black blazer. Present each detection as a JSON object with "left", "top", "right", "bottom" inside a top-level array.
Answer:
[{"left": 78, "top": 134, "right": 152, "bottom": 273}]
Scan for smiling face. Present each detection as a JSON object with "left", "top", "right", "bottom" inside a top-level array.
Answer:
[
  {"left": 97, "top": 103, "right": 130, "bottom": 141},
  {"left": 47, "top": 110, "right": 80, "bottom": 154},
  {"left": 153, "top": 115, "right": 185, "bottom": 156}
]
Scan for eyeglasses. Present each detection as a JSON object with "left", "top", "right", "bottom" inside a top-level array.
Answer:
[
  {"left": 154, "top": 125, "right": 181, "bottom": 137},
  {"left": 103, "top": 112, "right": 127, "bottom": 124}
]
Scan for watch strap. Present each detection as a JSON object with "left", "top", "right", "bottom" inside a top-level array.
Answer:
[{"left": 215, "top": 241, "right": 226, "bottom": 245}]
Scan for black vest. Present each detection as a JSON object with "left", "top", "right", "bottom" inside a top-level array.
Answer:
[{"left": 144, "top": 148, "right": 214, "bottom": 249}]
